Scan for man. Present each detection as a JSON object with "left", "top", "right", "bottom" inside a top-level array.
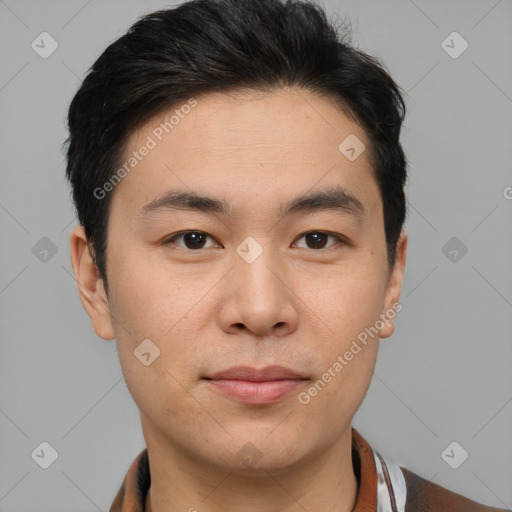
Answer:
[{"left": 64, "top": 0, "right": 510, "bottom": 510}]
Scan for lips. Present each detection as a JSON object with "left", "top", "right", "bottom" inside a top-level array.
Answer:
[
  {"left": 203, "top": 365, "right": 308, "bottom": 405},
  {"left": 206, "top": 365, "right": 305, "bottom": 382}
]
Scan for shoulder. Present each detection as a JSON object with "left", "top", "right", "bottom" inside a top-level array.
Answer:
[
  {"left": 351, "top": 429, "right": 509, "bottom": 512},
  {"left": 400, "top": 466, "right": 510, "bottom": 512}
]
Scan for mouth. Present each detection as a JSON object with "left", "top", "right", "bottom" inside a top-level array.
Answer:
[{"left": 202, "top": 365, "right": 309, "bottom": 405}]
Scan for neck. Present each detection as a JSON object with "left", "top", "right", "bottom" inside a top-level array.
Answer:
[{"left": 144, "top": 426, "right": 359, "bottom": 512}]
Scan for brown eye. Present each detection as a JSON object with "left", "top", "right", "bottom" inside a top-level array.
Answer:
[
  {"left": 294, "top": 231, "right": 343, "bottom": 250},
  {"left": 166, "top": 231, "right": 218, "bottom": 250}
]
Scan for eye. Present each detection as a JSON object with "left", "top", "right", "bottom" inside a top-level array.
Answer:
[
  {"left": 164, "top": 231, "right": 220, "bottom": 250},
  {"left": 293, "top": 231, "right": 345, "bottom": 250},
  {"left": 164, "top": 230, "right": 347, "bottom": 251}
]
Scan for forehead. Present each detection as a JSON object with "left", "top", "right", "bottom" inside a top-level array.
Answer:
[{"left": 113, "top": 87, "right": 380, "bottom": 219}]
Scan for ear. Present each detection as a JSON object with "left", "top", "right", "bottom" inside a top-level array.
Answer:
[
  {"left": 379, "top": 230, "right": 407, "bottom": 339},
  {"left": 69, "top": 226, "right": 114, "bottom": 340}
]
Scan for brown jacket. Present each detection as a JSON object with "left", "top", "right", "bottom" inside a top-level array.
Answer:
[{"left": 110, "top": 428, "right": 510, "bottom": 511}]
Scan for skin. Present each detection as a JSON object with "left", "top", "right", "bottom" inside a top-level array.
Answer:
[{"left": 70, "top": 86, "right": 407, "bottom": 512}]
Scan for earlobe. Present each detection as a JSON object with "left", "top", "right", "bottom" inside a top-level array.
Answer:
[
  {"left": 379, "top": 317, "right": 395, "bottom": 339},
  {"left": 380, "top": 230, "right": 407, "bottom": 339},
  {"left": 69, "top": 226, "right": 115, "bottom": 340}
]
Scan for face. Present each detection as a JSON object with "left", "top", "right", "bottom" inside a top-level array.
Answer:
[{"left": 71, "top": 87, "right": 406, "bottom": 472}]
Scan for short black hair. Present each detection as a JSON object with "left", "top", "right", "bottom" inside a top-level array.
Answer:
[{"left": 64, "top": 0, "right": 408, "bottom": 290}]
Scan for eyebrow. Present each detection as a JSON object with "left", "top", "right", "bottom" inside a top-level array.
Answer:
[{"left": 140, "top": 185, "right": 367, "bottom": 220}]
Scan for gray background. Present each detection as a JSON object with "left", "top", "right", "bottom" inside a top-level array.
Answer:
[{"left": 1, "top": 0, "right": 511, "bottom": 510}]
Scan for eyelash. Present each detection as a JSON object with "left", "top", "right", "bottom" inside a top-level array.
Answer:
[{"left": 163, "top": 230, "right": 348, "bottom": 251}]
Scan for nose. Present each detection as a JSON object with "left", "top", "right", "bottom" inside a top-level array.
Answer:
[{"left": 217, "top": 244, "right": 299, "bottom": 338}]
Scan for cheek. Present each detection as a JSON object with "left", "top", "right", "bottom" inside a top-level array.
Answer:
[
  {"left": 297, "top": 264, "right": 387, "bottom": 339},
  {"left": 300, "top": 322, "right": 379, "bottom": 429},
  {"left": 106, "top": 251, "right": 211, "bottom": 381},
  {"left": 294, "top": 264, "right": 385, "bottom": 400},
  {"left": 106, "top": 249, "right": 188, "bottom": 338},
  {"left": 121, "top": 358, "right": 200, "bottom": 439}
]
